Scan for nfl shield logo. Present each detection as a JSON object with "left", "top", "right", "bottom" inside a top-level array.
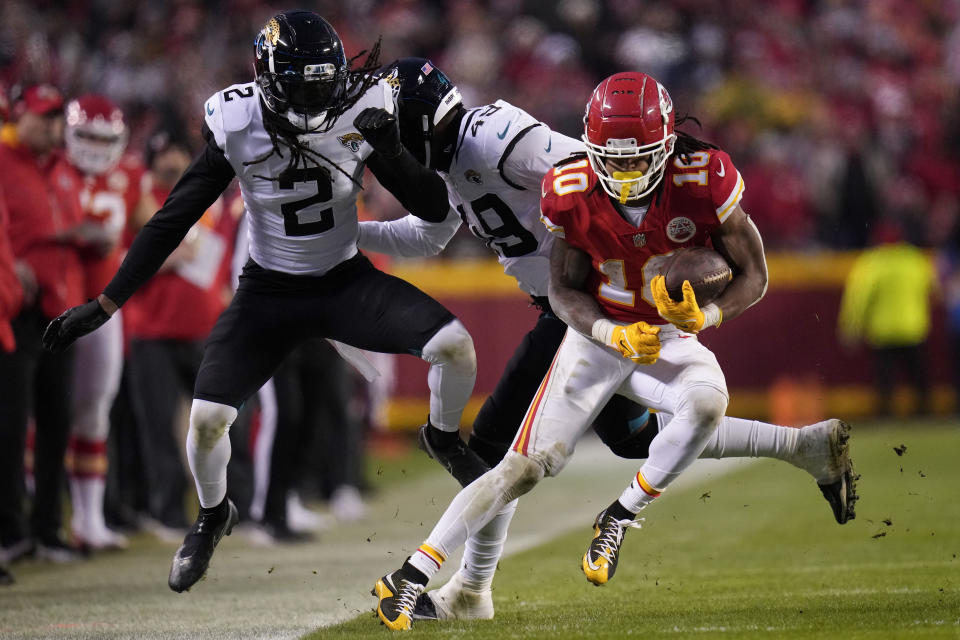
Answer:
[{"left": 633, "top": 233, "right": 646, "bottom": 247}]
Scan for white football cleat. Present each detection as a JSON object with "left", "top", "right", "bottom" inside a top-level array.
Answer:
[
  {"left": 789, "top": 419, "right": 859, "bottom": 524},
  {"left": 413, "top": 571, "right": 494, "bottom": 620}
]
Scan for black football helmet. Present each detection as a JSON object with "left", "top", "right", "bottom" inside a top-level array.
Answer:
[
  {"left": 382, "top": 57, "right": 462, "bottom": 168},
  {"left": 254, "top": 11, "right": 348, "bottom": 133}
]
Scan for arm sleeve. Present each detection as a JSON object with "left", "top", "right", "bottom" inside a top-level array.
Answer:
[
  {"left": 365, "top": 149, "right": 449, "bottom": 222},
  {"left": 357, "top": 210, "right": 462, "bottom": 257},
  {"left": 103, "top": 124, "right": 235, "bottom": 307},
  {"left": 501, "top": 127, "right": 585, "bottom": 191}
]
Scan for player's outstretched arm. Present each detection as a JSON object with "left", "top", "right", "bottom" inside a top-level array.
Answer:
[
  {"left": 708, "top": 205, "right": 768, "bottom": 324},
  {"left": 548, "top": 238, "right": 659, "bottom": 364},
  {"left": 43, "top": 125, "right": 235, "bottom": 353},
  {"left": 357, "top": 211, "right": 461, "bottom": 258},
  {"left": 358, "top": 108, "right": 449, "bottom": 223}
]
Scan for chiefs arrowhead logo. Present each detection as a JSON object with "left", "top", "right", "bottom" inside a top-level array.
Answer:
[{"left": 666, "top": 216, "right": 696, "bottom": 243}]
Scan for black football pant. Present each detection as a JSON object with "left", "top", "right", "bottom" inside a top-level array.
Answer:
[
  {"left": 469, "top": 297, "right": 655, "bottom": 468},
  {"left": 195, "top": 254, "right": 455, "bottom": 409},
  {"left": 0, "top": 306, "right": 73, "bottom": 546}
]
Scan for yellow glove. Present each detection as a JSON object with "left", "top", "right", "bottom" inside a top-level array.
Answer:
[
  {"left": 651, "top": 275, "right": 722, "bottom": 333},
  {"left": 593, "top": 319, "right": 661, "bottom": 364}
]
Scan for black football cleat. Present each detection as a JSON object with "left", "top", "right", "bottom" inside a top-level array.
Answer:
[
  {"left": 417, "top": 423, "right": 490, "bottom": 488},
  {"left": 373, "top": 571, "right": 424, "bottom": 631},
  {"left": 168, "top": 498, "right": 239, "bottom": 593},
  {"left": 581, "top": 508, "right": 643, "bottom": 586}
]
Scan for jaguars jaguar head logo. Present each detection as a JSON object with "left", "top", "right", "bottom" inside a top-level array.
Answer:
[
  {"left": 338, "top": 132, "right": 365, "bottom": 153},
  {"left": 263, "top": 18, "right": 280, "bottom": 46},
  {"left": 465, "top": 169, "right": 483, "bottom": 185}
]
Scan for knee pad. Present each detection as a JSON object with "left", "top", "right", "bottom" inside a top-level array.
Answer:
[
  {"left": 675, "top": 385, "right": 727, "bottom": 436},
  {"left": 496, "top": 451, "right": 545, "bottom": 502},
  {"left": 421, "top": 319, "right": 477, "bottom": 376},
  {"left": 189, "top": 399, "right": 238, "bottom": 451}
]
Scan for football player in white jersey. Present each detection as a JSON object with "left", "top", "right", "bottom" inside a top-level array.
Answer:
[
  {"left": 42, "top": 12, "right": 484, "bottom": 593},
  {"left": 360, "top": 59, "right": 857, "bottom": 628}
]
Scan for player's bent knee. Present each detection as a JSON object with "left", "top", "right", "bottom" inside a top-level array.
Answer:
[
  {"left": 496, "top": 451, "right": 545, "bottom": 501},
  {"left": 676, "top": 385, "right": 727, "bottom": 435},
  {"left": 421, "top": 319, "right": 477, "bottom": 376},
  {"left": 189, "top": 399, "right": 238, "bottom": 452}
]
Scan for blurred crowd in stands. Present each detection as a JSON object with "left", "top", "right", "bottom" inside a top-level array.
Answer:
[
  {"left": 1, "top": 0, "right": 958, "bottom": 583},
  {"left": 2, "top": 0, "right": 959, "bottom": 251}
]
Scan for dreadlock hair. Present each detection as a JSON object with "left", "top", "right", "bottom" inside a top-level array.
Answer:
[
  {"left": 245, "top": 38, "right": 383, "bottom": 187},
  {"left": 644, "top": 114, "right": 718, "bottom": 205},
  {"left": 672, "top": 114, "right": 718, "bottom": 162}
]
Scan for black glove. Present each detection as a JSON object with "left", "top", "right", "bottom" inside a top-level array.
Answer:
[
  {"left": 41, "top": 299, "right": 111, "bottom": 353},
  {"left": 353, "top": 107, "right": 403, "bottom": 158}
]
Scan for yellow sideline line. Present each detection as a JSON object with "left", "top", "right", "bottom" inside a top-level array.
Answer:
[
  {"left": 385, "top": 251, "right": 888, "bottom": 299},
  {"left": 382, "top": 385, "right": 957, "bottom": 432}
]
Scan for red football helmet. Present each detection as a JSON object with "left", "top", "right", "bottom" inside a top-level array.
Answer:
[
  {"left": 65, "top": 94, "right": 128, "bottom": 174},
  {"left": 582, "top": 72, "right": 676, "bottom": 203}
]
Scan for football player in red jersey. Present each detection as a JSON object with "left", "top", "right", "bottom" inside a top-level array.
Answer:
[
  {"left": 370, "top": 72, "right": 854, "bottom": 630},
  {"left": 542, "top": 72, "right": 770, "bottom": 586},
  {"left": 62, "top": 94, "right": 143, "bottom": 551}
]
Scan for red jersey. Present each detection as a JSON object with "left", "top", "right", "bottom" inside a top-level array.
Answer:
[
  {"left": 539, "top": 149, "right": 745, "bottom": 324},
  {"left": 0, "top": 139, "right": 85, "bottom": 320},
  {"left": 72, "top": 154, "right": 145, "bottom": 297},
  {"left": 124, "top": 185, "right": 238, "bottom": 341}
]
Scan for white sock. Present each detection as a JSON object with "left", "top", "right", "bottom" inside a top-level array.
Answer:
[
  {"left": 699, "top": 416, "right": 802, "bottom": 461},
  {"left": 421, "top": 320, "right": 477, "bottom": 432},
  {"left": 186, "top": 399, "right": 237, "bottom": 508},
  {"left": 69, "top": 475, "right": 107, "bottom": 533},
  {"left": 422, "top": 453, "right": 541, "bottom": 580},
  {"left": 619, "top": 386, "right": 725, "bottom": 512},
  {"left": 459, "top": 499, "right": 517, "bottom": 592}
]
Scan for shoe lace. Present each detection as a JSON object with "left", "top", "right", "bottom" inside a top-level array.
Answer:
[
  {"left": 395, "top": 578, "right": 424, "bottom": 616},
  {"left": 594, "top": 516, "right": 644, "bottom": 563}
]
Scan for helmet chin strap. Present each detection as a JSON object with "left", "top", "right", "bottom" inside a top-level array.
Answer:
[{"left": 611, "top": 170, "right": 645, "bottom": 204}]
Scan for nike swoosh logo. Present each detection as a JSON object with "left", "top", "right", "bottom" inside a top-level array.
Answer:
[
  {"left": 205, "top": 102, "right": 215, "bottom": 116},
  {"left": 497, "top": 123, "right": 511, "bottom": 140},
  {"left": 716, "top": 158, "right": 725, "bottom": 178},
  {"left": 545, "top": 137, "right": 552, "bottom": 153},
  {"left": 586, "top": 558, "right": 603, "bottom": 571}
]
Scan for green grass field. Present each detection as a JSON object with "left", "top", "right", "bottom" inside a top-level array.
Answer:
[{"left": 1, "top": 420, "right": 957, "bottom": 639}]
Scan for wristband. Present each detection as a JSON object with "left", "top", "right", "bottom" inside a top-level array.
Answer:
[
  {"left": 591, "top": 318, "right": 617, "bottom": 346},
  {"left": 701, "top": 303, "right": 722, "bottom": 329}
]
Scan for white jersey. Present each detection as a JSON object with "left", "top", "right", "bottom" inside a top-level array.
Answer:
[
  {"left": 358, "top": 100, "right": 584, "bottom": 297},
  {"left": 204, "top": 80, "right": 394, "bottom": 275}
]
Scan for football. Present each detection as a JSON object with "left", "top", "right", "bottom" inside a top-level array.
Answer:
[{"left": 660, "top": 246, "right": 732, "bottom": 304}]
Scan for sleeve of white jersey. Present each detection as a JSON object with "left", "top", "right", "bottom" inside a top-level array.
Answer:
[
  {"left": 357, "top": 209, "right": 462, "bottom": 257},
  {"left": 501, "top": 126, "right": 586, "bottom": 191},
  {"left": 203, "top": 91, "right": 227, "bottom": 151}
]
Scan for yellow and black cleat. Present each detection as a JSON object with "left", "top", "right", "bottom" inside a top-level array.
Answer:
[
  {"left": 581, "top": 509, "right": 642, "bottom": 586},
  {"left": 373, "top": 572, "right": 424, "bottom": 631}
]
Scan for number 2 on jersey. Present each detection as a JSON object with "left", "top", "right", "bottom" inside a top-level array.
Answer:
[{"left": 278, "top": 167, "right": 334, "bottom": 236}]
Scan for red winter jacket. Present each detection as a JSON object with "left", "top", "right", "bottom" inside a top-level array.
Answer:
[
  {"left": 0, "top": 136, "right": 85, "bottom": 321},
  {"left": 0, "top": 184, "right": 23, "bottom": 352}
]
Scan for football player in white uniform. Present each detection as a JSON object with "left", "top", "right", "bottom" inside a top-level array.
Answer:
[
  {"left": 42, "top": 12, "right": 483, "bottom": 593},
  {"left": 361, "top": 59, "right": 857, "bottom": 628}
]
